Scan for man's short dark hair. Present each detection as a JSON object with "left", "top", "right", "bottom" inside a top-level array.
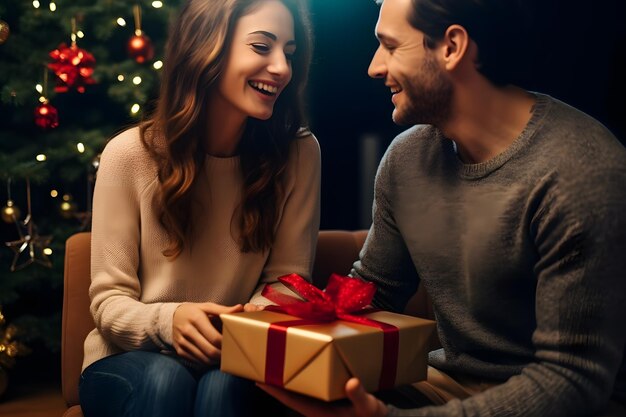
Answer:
[{"left": 377, "top": 0, "right": 533, "bottom": 87}]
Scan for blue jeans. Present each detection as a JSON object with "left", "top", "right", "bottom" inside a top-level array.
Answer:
[{"left": 79, "top": 351, "right": 279, "bottom": 417}]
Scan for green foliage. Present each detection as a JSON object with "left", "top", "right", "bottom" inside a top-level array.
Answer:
[{"left": 0, "top": 0, "right": 181, "bottom": 361}]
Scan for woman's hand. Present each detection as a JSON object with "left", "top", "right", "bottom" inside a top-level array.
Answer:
[
  {"left": 257, "top": 377, "right": 388, "bottom": 417},
  {"left": 172, "top": 302, "right": 243, "bottom": 365}
]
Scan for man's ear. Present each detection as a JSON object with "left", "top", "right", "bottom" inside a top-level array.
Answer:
[{"left": 440, "top": 24, "right": 472, "bottom": 71}]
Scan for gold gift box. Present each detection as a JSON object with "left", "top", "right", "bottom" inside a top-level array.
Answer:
[{"left": 220, "top": 309, "right": 436, "bottom": 401}]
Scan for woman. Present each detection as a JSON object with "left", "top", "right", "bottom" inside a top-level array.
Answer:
[{"left": 78, "top": 0, "right": 319, "bottom": 416}]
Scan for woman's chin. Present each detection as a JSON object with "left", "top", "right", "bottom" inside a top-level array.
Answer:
[{"left": 251, "top": 110, "right": 274, "bottom": 121}]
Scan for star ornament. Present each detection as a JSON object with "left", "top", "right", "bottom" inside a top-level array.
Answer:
[{"left": 4, "top": 223, "right": 53, "bottom": 272}]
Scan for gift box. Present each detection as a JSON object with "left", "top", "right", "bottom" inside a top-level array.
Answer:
[{"left": 220, "top": 274, "right": 436, "bottom": 401}]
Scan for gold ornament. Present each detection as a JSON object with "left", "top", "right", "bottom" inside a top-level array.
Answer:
[
  {"left": 0, "top": 313, "right": 31, "bottom": 368},
  {"left": 0, "top": 20, "right": 9, "bottom": 45},
  {"left": 0, "top": 306, "right": 31, "bottom": 397},
  {"left": 1, "top": 200, "right": 21, "bottom": 223},
  {"left": 2, "top": 179, "right": 20, "bottom": 223}
]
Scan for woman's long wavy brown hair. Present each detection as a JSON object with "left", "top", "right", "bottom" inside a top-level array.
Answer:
[{"left": 140, "top": 0, "right": 312, "bottom": 259}]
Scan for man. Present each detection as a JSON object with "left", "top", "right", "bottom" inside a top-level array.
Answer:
[{"left": 259, "top": 0, "right": 626, "bottom": 415}]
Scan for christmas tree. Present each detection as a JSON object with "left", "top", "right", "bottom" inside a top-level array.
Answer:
[{"left": 0, "top": 0, "right": 181, "bottom": 388}]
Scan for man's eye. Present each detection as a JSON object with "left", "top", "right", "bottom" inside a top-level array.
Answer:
[{"left": 251, "top": 43, "right": 270, "bottom": 53}]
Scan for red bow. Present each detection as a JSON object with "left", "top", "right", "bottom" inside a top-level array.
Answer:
[
  {"left": 262, "top": 273, "right": 377, "bottom": 321},
  {"left": 48, "top": 43, "right": 96, "bottom": 93}
]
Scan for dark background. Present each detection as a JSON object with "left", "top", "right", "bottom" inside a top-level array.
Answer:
[{"left": 306, "top": 0, "right": 626, "bottom": 231}]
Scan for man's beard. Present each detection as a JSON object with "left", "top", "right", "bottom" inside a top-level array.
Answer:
[{"left": 393, "top": 54, "right": 453, "bottom": 127}]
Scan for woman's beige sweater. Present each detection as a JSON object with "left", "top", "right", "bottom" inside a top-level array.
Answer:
[{"left": 82, "top": 127, "right": 321, "bottom": 371}]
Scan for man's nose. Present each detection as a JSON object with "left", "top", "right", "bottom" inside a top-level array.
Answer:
[{"left": 367, "top": 46, "right": 386, "bottom": 79}]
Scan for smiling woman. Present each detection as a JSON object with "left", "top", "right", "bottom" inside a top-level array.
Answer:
[
  {"left": 77, "top": 0, "right": 320, "bottom": 416},
  {"left": 212, "top": 2, "right": 298, "bottom": 131}
]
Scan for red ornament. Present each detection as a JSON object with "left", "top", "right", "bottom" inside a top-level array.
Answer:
[
  {"left": 34, "top": 102, "right": 59, "bottom": 130},
  {"left": 48, "top": 43, "right": 96, "bottom": 93},
  {"left": 127, "top": 33, "right": 154, "bottom": 64}
]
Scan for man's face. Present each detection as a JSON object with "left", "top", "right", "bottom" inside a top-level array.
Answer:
[{"left": 368, "top": 0, "right": 452, "bottom": 126}]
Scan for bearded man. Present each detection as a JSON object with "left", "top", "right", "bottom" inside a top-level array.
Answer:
[{"left": 260, "top": 0, "right": 626, "bottom": 416}]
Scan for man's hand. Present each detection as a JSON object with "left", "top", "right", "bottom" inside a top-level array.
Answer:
[
  {"left": 172, "top": 302, "right": 243, "bottom": 365},
  {"left": 257, "top": 377, "right": 388, "bottom": 417},
  {"left": 243, "top": 303, "right": 265, "bottom": 312}
]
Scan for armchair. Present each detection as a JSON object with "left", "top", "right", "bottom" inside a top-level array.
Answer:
[{"left": 60, "top": 230, "right": 435, "bottom": 416}]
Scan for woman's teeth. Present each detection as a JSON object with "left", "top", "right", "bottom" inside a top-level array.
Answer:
[{"left": 249, "top": 81, "right": 278, "bottom": 96}]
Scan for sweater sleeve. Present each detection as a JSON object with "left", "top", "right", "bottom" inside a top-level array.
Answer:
[
  {"left": 89, "top": 129, "right": 181, "bottom": 352},
  {"left": 388, "top": 168, "right": 626, "bottom": 417},
  {"left": 249, "top": 131, "right": 322, "bottom": 305},
  {"left": 351, "top": 142, "right": 420, "bottom": 313}
]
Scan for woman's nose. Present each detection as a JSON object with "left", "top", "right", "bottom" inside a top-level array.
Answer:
[{"left": 268, "top": 52, "right": 291, "bottom": 78}]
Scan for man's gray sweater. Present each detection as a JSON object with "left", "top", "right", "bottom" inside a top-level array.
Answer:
[{"left": 351, "top": 93, "right": 626, "bottom": 416}]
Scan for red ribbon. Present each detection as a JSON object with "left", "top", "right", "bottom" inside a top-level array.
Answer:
[{"left": 261, "top": 273, "right": 399, "bottom": 391}]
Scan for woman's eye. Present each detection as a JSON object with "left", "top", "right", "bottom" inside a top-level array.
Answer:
[
  {"left": 251, "top": 43, "right": 270, "bottom": 53},
  {"left": 285, "top": 52, "right": 294, "bottom": 61}
]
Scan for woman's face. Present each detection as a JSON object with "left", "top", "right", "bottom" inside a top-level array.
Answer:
[{"left": 212, "top": 0, "right": 296, "bottom": 121}]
